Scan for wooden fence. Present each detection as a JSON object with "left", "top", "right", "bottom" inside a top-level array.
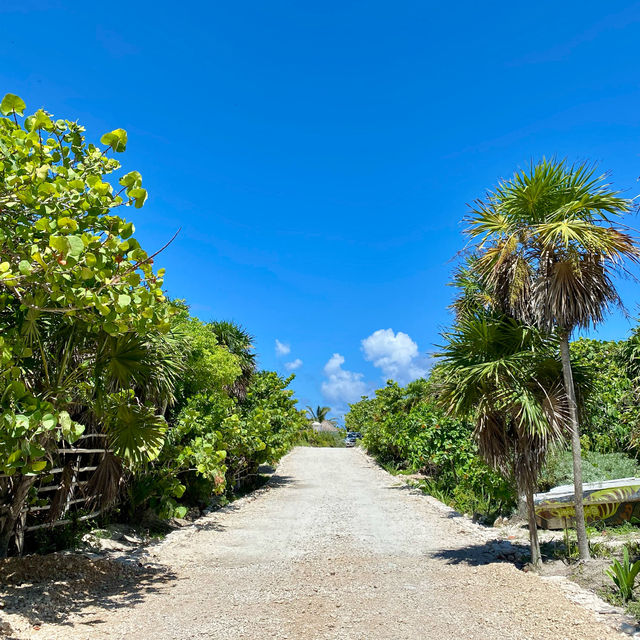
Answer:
[{"left": 6, "top": 433, "right": 110, "bottom": 553}]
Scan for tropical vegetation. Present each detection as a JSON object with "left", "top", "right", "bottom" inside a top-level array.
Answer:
[
  {"left": 305, "top": 405, "right": 336, "bottom": 425},
  {"left": 0, "top": 95, "right": 308, "bottom": 556}
]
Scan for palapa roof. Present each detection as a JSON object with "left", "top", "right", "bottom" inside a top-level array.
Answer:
[{"left": 311, "top": 420, "right": 339, "bottom": 433}]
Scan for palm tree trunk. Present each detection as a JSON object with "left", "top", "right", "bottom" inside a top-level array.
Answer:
[
  {"left": 559, "top": 330, "right": 590, "bottom": 560},
  {"left": 525, "top": 484, "right": 541, "bottom": 568}
]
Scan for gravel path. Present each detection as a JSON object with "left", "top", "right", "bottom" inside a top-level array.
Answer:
[{"left": 1, "top": 447, "right": 628, "bottom": 639}]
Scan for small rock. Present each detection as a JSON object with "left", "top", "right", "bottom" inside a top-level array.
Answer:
[{"left": 619, "top": 621, "right": 638, "bottom": 635}]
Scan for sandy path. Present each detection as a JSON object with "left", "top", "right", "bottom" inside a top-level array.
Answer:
[{"left": 2, "top": 447, "right": 627, "bottom": 639}]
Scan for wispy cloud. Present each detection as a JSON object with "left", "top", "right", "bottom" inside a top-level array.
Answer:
[
  {"left": 285, "top": 358, "right": 303, "bottom": 371},
  {"left": 275, "top": 339, "right": 291, "bottom": 356}
]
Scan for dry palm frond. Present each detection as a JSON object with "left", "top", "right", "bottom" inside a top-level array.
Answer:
[
  {"left": 85, "top": 452, "right": 123, "bottom": 508},
  {"left": 475, "top": 411, "right": 510, "bottom": 475},
  {"left": 532, "top": 252, "right": 620, "bottom": 331},
  {"left": 48, "top": 462, "right": 74, "bottom": 523}
]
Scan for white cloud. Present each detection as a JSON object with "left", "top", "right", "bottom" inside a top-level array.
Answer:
[
  {"left": 275, "top": 339, "right": 291, "bottom": 356},
  {"left": 361, "top": 328, "right": 430, "bottom": 384},
  {"left": 285, "top": 358, "right": 303, "bottom": 371},
  {"left": 321, "top": 353, "right": 369, "bottom": 408}
]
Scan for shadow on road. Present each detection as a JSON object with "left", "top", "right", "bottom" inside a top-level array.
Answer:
[
  {"left": 268, "top": 473, "right": 296, "bottom": 489},
  {"left": 0, "top": 473, "right": 298, "bottom": 628},
  {"left": 431, "top": 539, "right": 530, "bottom": 567},
  {"left": 192, "top": 473, "right": 296, "bottom": 533},
  {"left": 0, "top": 554, "right": 176, "bottom": 626}
]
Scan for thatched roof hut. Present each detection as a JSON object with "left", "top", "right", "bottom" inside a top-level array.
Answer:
[{"left": 311, "top": 420, "right": 339, "bottom": 433}]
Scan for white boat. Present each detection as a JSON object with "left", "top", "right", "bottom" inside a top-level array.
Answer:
[{"left": 533, "top": 477, "right": 640, "bottom": 529}]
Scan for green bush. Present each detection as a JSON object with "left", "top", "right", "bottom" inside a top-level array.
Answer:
[
  {"left": 570, "top": 338, "right": 640, "bottom": 454},
  {"left": 296, "top": 428, "right": 345, "bottom": 447},
  {"left": 539, "top": 448, "right": 640, "bottom": 491}
]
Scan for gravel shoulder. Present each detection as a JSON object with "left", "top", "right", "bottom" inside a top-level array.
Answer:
[{"left": 0, "top": 447, "right": 632, "bottom": 639}]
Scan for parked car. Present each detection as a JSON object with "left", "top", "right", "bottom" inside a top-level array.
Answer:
[{"left": 344, "top": 432, "right": 361, "bottom": 447}]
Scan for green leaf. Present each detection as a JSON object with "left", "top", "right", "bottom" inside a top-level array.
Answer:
[
  {"left": 49, "top": 235, "right": 71, "bottom": 256},
  {"left": 119, "top": 171, "right": 142, "bottom": 188},
  {"left": 27, "top": 109, "right": 53, "bottom": 131},
  {"left": 38, "top": 182, "right": 57, "bottom": 196},
  {"left": 174, "top": 505, "right": 188, "bottom": 518},
  {"left": 67, "top": 235, "right": 84, "bottom": 257},
  {"left": 41, "top": 413, "right": 56, "bottom": 429},
  {"left": 118, "top": 294, "right": 131, "bottom": 307},
  {"left": 129, "top": 188, "right": 147, "bottom": 209},
  {"left": 18, "top": 260, "right": 31, "bottom": 275},
  {"left": 173, "top": 484, "right": 186, "bottom": 498},
  {"left": 0, "top": 94, "right": 26, "bottom": 117},
  {"left": 56, "top": 216, "right": 79, "bottom": 232},
  {"left": 100, "top": 128, "right": 127, "bottom": 152},
  {"left": 121, "top": 222, "right": 135, "bottom": 239},
  {"left": 30, "top": 461, "right": 47, "bottom": 472},
  {"left": 34, "top": 218, "right": 51, "bottom": 232},
  {"left": 6, "top": 450, "right": 23, "bottom": 466}
]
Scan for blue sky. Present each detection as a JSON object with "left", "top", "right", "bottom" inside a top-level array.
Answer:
[{"left": 3, "top": 1, "right": 640, "bottom": 418}]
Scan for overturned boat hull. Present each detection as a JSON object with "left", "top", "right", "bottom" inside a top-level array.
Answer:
[{"left": 534, "top": 478, "right": 640, "bottom": 530}]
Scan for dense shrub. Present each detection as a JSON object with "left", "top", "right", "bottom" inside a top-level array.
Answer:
[
  {"left": 571, "top": 338, "right": 640, "bottom": 454},
  {"left": 539, "top": 448, "right": 640, "bottom": 492},
  {"left": 128, "top": 333, "right": 307, "bottom": 518},
  {"left": 0, "top": 95, "right": 309, "bottom": 552},
  {"left": 296, "top": 429, "right": 345, "bottom": 447}
]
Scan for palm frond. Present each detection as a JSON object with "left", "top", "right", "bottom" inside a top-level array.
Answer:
[
  {"left": 465, "top": 158, "right": 636, "bottom": 333},
  {"left": 99, "top": 391, "right": 167, "bottom": 466}
]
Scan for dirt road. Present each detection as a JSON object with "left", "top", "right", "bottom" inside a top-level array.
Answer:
[{"left": 2, "top": 447, "right": 628, "bottom": 639}]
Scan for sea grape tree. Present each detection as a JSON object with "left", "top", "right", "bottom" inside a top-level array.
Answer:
[{"left": 0, "top": 93, "right": 172, "bottom": 553}]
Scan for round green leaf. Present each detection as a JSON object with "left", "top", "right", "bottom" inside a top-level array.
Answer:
[
  {"left": 100, "top": 128, "right": 128, "bottom": 152},
  {"left": 0, "top": 94, "right": 26, "bottom": 117}
]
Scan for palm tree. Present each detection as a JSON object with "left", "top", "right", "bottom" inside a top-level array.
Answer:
[
  {"left": 306, "top": 405, "right": 332, "bottom": 423},
  {"left": 209, "top": 321, "right": 256, "bottom": 401},
  {"left": 306, "top": 406, "right": 339, "bottom": 431},
  {"left": 466, "top": 159, "right": 638, "bottom": 559},
  {"left": 439, "top": 312, "right": 574, "bottom": 566}
]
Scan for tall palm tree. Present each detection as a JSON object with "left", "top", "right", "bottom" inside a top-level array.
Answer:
[
  {"left": 306, "top": 405, "right": 336, "bottom": 425},
  {"left": 466, "top": 159, "right": 638, "bottom": 559},
  {"left": 209, "top": 321, "right": 256, "bottom": 401},
  {"left": 439, "top": 312, "right": 574, "bottom": 566}
]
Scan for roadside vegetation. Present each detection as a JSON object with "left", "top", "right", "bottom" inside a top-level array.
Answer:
[
  {"left": 5, "top": 90, "right": 640, "bottom": 623},
  {"left": 295, "top": 429, "right": 345, "bottom": 448},
  {"left": 0, "top": 95, "right": 307, "bottom": 557},
  {"left": 347, "top": 159, "right": 640, "bottom": 570},
  {"left": 295, "top": 405, "right": 344, "bottom": 447}
]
